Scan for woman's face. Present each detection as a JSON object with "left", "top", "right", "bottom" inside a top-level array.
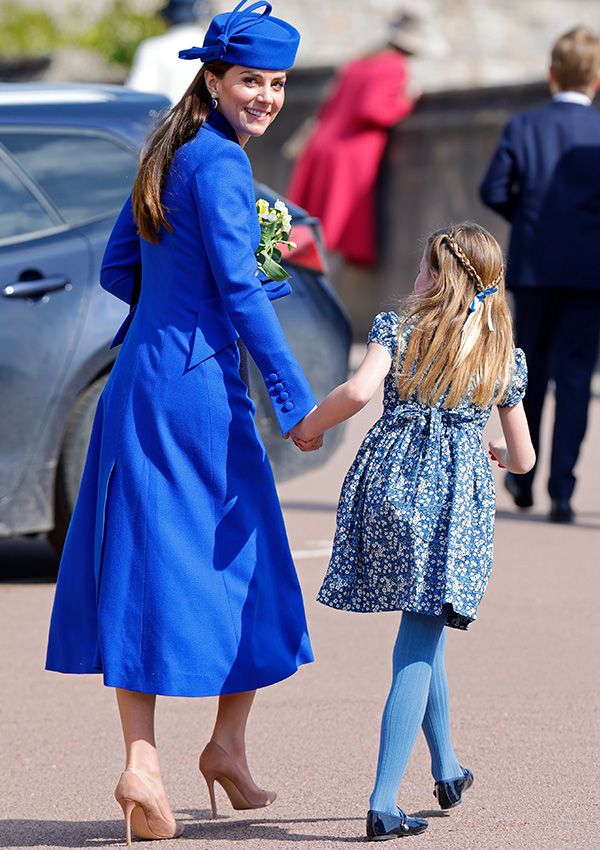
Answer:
[
  {"left": 206, "top": 65, "right": 287, "bottom": 146},
  {"left": 414, "top": 251, "right": 435, "bottom": 294}
]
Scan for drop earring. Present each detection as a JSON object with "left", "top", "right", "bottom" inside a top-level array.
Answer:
[{"left": 210, "top": 96, "right": 219, "bottom": 109}]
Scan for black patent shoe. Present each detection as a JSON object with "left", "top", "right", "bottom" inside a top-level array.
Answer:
[
  {"left": 504, "top": 473, "right": 533, "bottom": 509},
  {"left": 433, "top": 767, "right": 474, "bottom": 810},
  {"left": 549, "top": 499, "right": 574, "bottom": 524},
  {"left": 366, "top": 809, "right": 428, "bottom": 840}
]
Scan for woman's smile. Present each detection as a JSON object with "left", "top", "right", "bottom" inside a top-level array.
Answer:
[
  {"left": 206, "top": 65, "right": 287, "bottom": 145},
  {"left": 245, "top": 106, "right": 270, "bottom": 120}
]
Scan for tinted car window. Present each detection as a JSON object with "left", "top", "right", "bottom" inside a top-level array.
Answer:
[
  {"left": 0, "top": 158, "right": 54, "bottom": 240},
  {"left": 0, "top": 132, "right": 137, "bottom": 225}
]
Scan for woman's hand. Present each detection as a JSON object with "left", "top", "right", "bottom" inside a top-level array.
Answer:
[
  {"left": 293, "top": 434, "right": 323, "bottom": 452},
  {"left": 488, "top": 437, "right": 508, "bottom": 468},
  {"left": 286, "top": 414, "right": 323, "bottom": 451}
]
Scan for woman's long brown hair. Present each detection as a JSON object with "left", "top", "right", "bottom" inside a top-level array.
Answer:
[
  {"left": 131, "top": 60, "right": 232, "bottom": 244},
  {"left": 397, "top": 222, "right": 514, "bottom": 408}
]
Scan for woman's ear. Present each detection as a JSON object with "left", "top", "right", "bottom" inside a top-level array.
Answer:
[
  {"left": 204, "top": 70, "right": 219, "bottom": 99},
  {"left": 431, "top": 269, "right": 439, "bottom": 282}
]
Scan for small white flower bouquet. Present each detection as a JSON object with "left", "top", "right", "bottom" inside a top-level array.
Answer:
[{"left": 255, "top": 198, "right": 296, "bottom": 282}]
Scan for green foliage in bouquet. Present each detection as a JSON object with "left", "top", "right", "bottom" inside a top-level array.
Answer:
[{"left": 255, "top": 199, "right": 296, "bottom": 282}]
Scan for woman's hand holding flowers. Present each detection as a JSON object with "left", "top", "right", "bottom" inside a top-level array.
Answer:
[{"left": 255, "top": 198, "right": 296, "bottom": 282}]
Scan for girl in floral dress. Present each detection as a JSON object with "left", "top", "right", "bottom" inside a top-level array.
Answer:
[{"left": 293, "top": 222, "right": 535, "bottom": 841}]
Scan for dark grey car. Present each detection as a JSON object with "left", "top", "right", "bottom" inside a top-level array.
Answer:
[{"left": 0, "top": 84, "right": 351, "bottom": 552}]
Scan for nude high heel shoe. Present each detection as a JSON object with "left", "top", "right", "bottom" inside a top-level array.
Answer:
[
  {"left": 198, "top": 740, "right": 277, "bottom": 818},
  {"left": 114, "top": 769, "right": 184, "bottom": 845}
]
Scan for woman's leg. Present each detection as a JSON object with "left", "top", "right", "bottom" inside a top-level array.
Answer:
[
  {"left": 115, "top": 688, "right": 174, "bottom": 816},
  {"left": 421, "top": 629, "right": 462, "bottom": 781},
  {"left": 200, "top": 690, "right": 274, "bottom": 815},
  {"left": 369, "top": 609, "right": 447, "bottom": 814},
  {"left": 209, "top": 690, "right": 256, "bottom": 771}
]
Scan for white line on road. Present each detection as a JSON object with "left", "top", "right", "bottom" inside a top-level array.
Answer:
[{"left": 292, "top": 547, "right": 332, "bottom": 560}]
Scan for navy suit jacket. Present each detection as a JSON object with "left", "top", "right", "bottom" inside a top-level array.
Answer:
[{"left": 480, "top": 100, "right": 600, "bottom": 291}]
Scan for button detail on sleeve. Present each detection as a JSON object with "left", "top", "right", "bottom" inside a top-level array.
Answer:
[
  {"left": 268, "top": 372, "right": 279, "bottom": 383},
  {"left": 282, "top": 401, "right": 295, "bottom": 412},
  {"left": 274, "top": 382, "right": 284, "bottom": 392},
  {"left": 277, "top": 392, "right": 290, "bottom": 402}
]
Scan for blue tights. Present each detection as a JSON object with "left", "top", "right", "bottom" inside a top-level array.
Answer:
[{"left": 369, "top": 607, "right": 463, "bottom": 814}]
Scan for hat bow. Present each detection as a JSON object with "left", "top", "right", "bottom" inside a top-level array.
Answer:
[{"left": 179, "top": 0, "right": 273, "bottom": 63}]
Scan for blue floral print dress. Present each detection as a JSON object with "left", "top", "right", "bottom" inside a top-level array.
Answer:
[{"left": 317, "top": 311, "right": 527, "bottom": 629}]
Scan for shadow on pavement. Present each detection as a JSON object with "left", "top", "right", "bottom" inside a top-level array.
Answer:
[
  {"left": 280, "top": 501, "right": 337, "bottom": 513},
  {"left": 411, "top": 808, "right": 451, "bottom": 818},
  {"left": 0, "top": 814, "right": 370, "bottom": 847},
  {"left": 495, "top": 508, "right": 600, "bottom": 530},
  {"left": 0, "top": 818, "right": 123, "bottom": 848},
  {"left": 179, "top": 812, "right": 369, "bottom": 842},
  {"left": 0, "top": 537, "right": 58, "bottom": 583}
]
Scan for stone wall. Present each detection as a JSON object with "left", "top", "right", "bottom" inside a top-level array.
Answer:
[{"left": 15, "top": 0, "right": 600, "bottom": 90}]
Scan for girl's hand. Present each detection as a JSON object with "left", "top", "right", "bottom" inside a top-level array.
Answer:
[
  {"left": 283, "top": 411, "right": 322, "bottom": 451},
  {"left": 289, "top": 412, "right": 317, "bottom": 443},
  {"left": 488, "top": 437, "right": 508, "bottom": 468},
  {"left": 293, "top": 434, "right": 323, "bottom": 452}
]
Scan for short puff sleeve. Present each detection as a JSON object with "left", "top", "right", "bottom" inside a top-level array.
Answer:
[
  {"left": 498, "top": 347, "right": 528, "bottom": 408},
  {"left": 367, "top": 311, "right": 400, "bottom": 359}
]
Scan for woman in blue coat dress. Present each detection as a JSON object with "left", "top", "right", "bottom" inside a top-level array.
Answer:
[{"left": 45, "top": 2, "right": 319, "bottom": 842}]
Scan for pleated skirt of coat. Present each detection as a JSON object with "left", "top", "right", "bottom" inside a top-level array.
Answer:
[{"left": 45, "top": 329, "right": 313, "bottom": 697}]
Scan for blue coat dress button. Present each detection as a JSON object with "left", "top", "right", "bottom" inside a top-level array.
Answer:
[
  {"left": 268, "top": 372, "right": 279, "bottom": 383},
  {"left": 282, "top": 401, "right": 295, "bottom": 412},
  {"left": 274, "top": 382, "right": 284, "bottom": 392},
  {"left": 277, "top": 392, "right": 290, "bottom": 402}
]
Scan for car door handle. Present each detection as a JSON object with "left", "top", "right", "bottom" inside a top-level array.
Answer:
[{"left": 2, "top": 275, "right": 71, "bottom": 298}]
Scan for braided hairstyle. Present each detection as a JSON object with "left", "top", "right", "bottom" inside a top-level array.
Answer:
[
  {"left": 396, "top": 222, "right": 514, "bottom": 408},
  {"left": 441, "top": 234, "right": 503, "bottom": 293}
]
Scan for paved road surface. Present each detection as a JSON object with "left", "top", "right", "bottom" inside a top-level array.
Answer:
[{"left": 1, "top": 383, "right": 598, "bottom": 850}]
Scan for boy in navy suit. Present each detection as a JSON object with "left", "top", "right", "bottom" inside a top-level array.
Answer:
[{"left": 480, "top": 27, "right": 600, "bottom": 523}]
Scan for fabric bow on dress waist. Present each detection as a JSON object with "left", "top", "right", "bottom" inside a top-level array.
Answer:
[
  {"left": 380, "top": 402, "right": 486, "bottom": 542},
  {"left": 387, "top": 401, "right": 485, "bottom": 428}
]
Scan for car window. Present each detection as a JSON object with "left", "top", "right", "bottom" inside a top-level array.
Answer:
[
  {"left": 0, "top": 158, "right": 55, "bottom": 240},
  {"left": 0, "top": 131, "right": 137, "bottom": 225}
]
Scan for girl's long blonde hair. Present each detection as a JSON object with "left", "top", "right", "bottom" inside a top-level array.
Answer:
[{"left": 397, "top": 222, "right": 514, "bottom": 408}]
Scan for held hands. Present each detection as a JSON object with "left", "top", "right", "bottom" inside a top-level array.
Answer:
[
  {"left": 285, "top": 409, "right": 324, "bottom": 452},
  {"left": 488, "top": 437, "right": 508, "bottom": 468}
]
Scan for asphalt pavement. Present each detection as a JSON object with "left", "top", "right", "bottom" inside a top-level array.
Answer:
[{"left": 1, "top": 375, "right": 598, "bottom": 850}]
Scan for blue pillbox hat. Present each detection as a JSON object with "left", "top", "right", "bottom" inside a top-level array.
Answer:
[{"left": 179, "top": 0, "right": 300, "bottom": 70}]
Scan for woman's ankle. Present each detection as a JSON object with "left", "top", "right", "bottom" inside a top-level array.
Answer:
[
  {"left": 125, "top": 758, "right": 163, "bottom": 785},
  {"left": 209, "top": 735, "right": 247, "bottom": 764}
]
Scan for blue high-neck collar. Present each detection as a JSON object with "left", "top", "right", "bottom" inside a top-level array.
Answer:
[{"left": 203, "top": 109, "right": 240, "bottom": 144}]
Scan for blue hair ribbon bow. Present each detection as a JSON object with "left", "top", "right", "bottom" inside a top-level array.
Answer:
[
  {"left": 179, "top": 0, "right": 273, "bottom": 62},
  {"left": 466, "top": 285, "right": 498, "bottom": 332},
  {"left": 468, "top": 286, "right": 498, "bottom": 313}
]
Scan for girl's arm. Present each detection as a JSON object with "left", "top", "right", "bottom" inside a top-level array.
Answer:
[
  {"left": 292, "top": 342, "right": 392, "bottom": 443},
  {"left": 488, "top": 402, "right": 536, "bottom": 474}
]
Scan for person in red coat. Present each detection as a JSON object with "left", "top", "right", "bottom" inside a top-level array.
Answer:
[{"left": 287, "top": 9, "right": 428, "bottom": 267}]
